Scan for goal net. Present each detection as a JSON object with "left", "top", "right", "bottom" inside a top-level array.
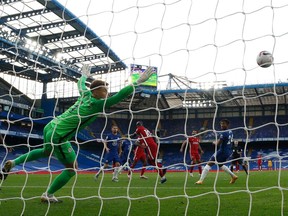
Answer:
[{"left": 1, "top": 0, "right": 288, "bottom": 215}]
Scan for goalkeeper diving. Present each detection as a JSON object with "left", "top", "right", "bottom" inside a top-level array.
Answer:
[{"left": 0, "top": 65, "right": 155, "bottom": 203}]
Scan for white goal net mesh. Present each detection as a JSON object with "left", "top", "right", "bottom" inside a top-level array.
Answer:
[{"left": 1, "top": 0, "right": 288, "bottom": 215}]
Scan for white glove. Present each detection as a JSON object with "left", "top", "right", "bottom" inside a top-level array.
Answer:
[
  {"left": 135, "top": 66, "right": 154, "bottom": 85},
  {"left": 81, "top": 64, "right": 91, "bottom": 77}
]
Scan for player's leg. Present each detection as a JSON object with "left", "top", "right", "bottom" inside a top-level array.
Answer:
[
  {"left": 196, "top": 152, "right": 220, "bottom": 184},
  {"left": 189, "top": 154, "right": 194, "bottom": 177},
  {"left": 95, "top": 162, "right": 108, "bottom": 179},
  {"left": 95, "top": 151, "right": 112, "bottom": 179},
  {"left": 236, "top": 161, "right": 240, "bottom": 172},
  {"left": 112, "top": 160, "right": 121, "bottom": 182},
  {"left": 1, "top": 123, "right": 54, "bottom": 180},
  {"left": 196, "top": 151, "right": 236, "bottom": 185},
  {"left": 217, "top": 154, "right": 238, "bottom": 184},
  {"left": 119, "top": 153, "right": 131, "bottom": 173},
  {"left": 42, "top": 141, "right": 77, "bottom": 203},
  {"left": 147, "top": 156, "right": 166, "bottom": 183},
  {"left": 218, "top": 153, "right": 238, "bottom": 183},
  {"left": 139, "top": 155, "right": 148, "bottom": 179},
  {"left": 196, "top": 161, "right": 214, "bottom": 184},
  {"left": 148, "top": 152, "right": 165, "bottom": 182},
  {"left": 230, "top": 160, "right": 235, "bottom": 172},
  {"left": 0, "top": 148, "right": 50, "bottom": 180},
  {"left": 128, "top": 154, "right": 140, "bottom": 178},
  {"left": 148, "top": 145, "right": 164, "bottom": 176},
  {"left": 239, "top": 159, "right": 248, "bottom": 175},
  {"left": 147, "top": 144, "right": 166, "bottom": 184},
  {"left": 219, "top": 164, "right": 238, "bottom": 183},
  {"left": 112, "top": 161, "right": 120, "bottom": 182},
  {"left": 195, "top": 154, "right": 202, "bottom": 175},
  {"left": 118, "top": 161, "right": 128, "bottom": 174}
]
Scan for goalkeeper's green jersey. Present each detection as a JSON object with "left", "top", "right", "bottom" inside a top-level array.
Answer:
[{"left": 50, "top": 76, "right": 134, "bottom": 141}]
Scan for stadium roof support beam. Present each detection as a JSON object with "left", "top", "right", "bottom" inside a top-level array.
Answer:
[
  {"left": 0, "top": 60, "right": 46, "bottom": 81},
  {"left": 0, "top": 76, "right": 33, "bottom": 104},
  {"left": 53, "top": 43, "right": 99, "bottom": 53},
  {"left": 165, "top": 73, "right": 194, "bottom": 90},
  {"left": 0, "top": 38, "right": 81, "bottom": 82},
  {"left": 68, "top": 53, "right": 107, "bottom": 63},
  {"left": 90, "top": 63, "right": 126, "bottom": 74},
  {"left": 0, "top": 9, "right": 51, "bottom": 25},
  {"left": 225, "top": 90, "right": 241, "bottom": 107},
  {"left": 21, "top": 21, "right": 66, "bottom": 34},
  {"left": 254, "top": 88, "right": 264, "bottom": 107},
  {"left": 158, "top": 94, "right": 170, "bottom": 109},
  {"left": 1, "top": 0, "right": 22, "bottom": 5},
  {"left": 36, "top": 0, "right": 127, "bottom": 71},
  {"left": 30, "top": 30, "right": 80, "bottom": 44},
  {"left": 1, "top": 0, "right": 128, "bottom": 84}
]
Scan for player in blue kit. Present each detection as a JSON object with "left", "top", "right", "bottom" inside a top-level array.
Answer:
[
  {"left": 195, "top": 119, "right": 238, "bottom": 185},
  {"left": 95, "top": 125, "right": 122, "bottom": 182},
  {"left": 119, "top": 138, "right": 132, "bottom": 169}
]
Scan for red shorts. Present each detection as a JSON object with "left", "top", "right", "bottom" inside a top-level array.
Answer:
[
  {"left": 146, "top": 143, "right": 158, "bottom": 161},
  {"left": 190, "top": 153, "right": 201, "bottom": 161},
  {"left": 133, "top": 152, "right": 146, "bottom": 162}
]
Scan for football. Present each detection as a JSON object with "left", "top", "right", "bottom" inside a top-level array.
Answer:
[{"left": 256, "top": 51, "right": 273, "bottom": 68}]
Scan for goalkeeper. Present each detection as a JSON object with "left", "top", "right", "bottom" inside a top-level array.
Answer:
[{"left": 0, "top": 65, "right": 154, "bottom": 203}]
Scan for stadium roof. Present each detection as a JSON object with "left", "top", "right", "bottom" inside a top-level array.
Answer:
[
  {"left": 0, "top": 0, "right": 126, "bottom": 82},
  {"left": 1, "top": 0, "right": 286, "bottom": 112},
  {"left": 55, "top": 81, "right": 288, "bottom": 111},
  {"left": 151, "top": 82, "right": 288, "bottom": 109}
]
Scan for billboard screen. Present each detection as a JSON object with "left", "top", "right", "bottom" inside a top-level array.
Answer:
[{"left": 130, "top": 64, "right": 157, "bottom": 88}]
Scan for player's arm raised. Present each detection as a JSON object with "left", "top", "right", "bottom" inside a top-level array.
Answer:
[
  {"left": 78, "top": 64, "right": 91, "bottom": 96},
  {"left": 103, "top": 140, "right": 109, "bottom": 153},
  {"left": 199, "top": 143, "right": 204, "bottom": 155},
  {"left": 118, "top": 140, "right": 123, "bottom": 156},
  {"left": 133, "top": 66, "right": 154, "bottom": 86},
  {"left": 180, "top": 140, "right": 187, "bottom": 152},
  {"left": 104, "top": 66, "right": 155, "bottom": 107},
  {"left": 213, "top": 139, "right": 222, "bottom": 146}
]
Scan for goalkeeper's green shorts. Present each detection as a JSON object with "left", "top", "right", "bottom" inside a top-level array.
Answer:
[{"left": 43, "top": 122, "right": 76, "bottom": 165}]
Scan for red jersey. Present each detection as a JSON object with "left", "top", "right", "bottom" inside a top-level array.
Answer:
[
  {"left": 133, "top": 144, "right": 146, "bottom": 161},
  {"left": 136, "top": 125, "right": 157, "bottom": 147},
  {"left": 136, "top": 125, "right": 158, "bottom": 160},
  {"left": 134, "top": 144, "right": 145, "bottom": 156},
  {"left": 188, "top": 137, "right": 200, "bottom": 154},
  {"left": 257, "top": 155, "right": 262, "bottom": 164}
]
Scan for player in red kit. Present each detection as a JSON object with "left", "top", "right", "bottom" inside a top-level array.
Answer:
[
  {"left": 132, "top": 121, "right": 167, "bottom": 184},
  {"left": 180, "top": 130, "right": 204, "bottom": 177},
  {"left": 257, "top": 154, "right": 263, "bottom": 171},
  {"left": 128, "top": 139, "right": 148, "bottom": 179}
]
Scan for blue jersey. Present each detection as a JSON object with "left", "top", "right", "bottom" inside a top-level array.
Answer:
[
  {"left": 219, "top": 130, "right": 233, "bottom": 154},
  {"left": 120, "top": 139, "right": 132, "bottom": 164},
  {"left": 105, "top": 133, "right": 121, "bottom": 153},
  {"left": 103, "top": 132, "right": 121, "bottom": 164},
  {"left": 210, "top": 130, "right": 233, "bottom": 163},
  {"left": 122, "top": 139, "right": 132, "bottom": 154}
]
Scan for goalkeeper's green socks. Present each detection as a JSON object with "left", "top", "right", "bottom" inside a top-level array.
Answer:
[
  {"left": 47, "top": 170, "right": 75, "bottom": 195},
  {"left": 14, "top": 148, "right": 47, "bottom": 165}
]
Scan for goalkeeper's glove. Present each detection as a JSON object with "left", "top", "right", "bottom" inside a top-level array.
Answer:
[
  {"left": 81, "top": 64, "right": 91, "bottom": 77},
  {"left": 134, "top": 66, "right": 154, "bottom": 85}
]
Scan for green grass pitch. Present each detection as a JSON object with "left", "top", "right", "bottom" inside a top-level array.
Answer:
[{"left": 0, "top": 170, "right": 288, "bottom": 216}]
